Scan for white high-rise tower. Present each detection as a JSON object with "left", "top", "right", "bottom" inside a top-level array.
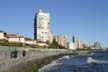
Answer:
[{"left": 34, "top": 9, "right": 50, "bottom": 42}]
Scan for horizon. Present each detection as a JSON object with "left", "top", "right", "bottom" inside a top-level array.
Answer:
[{"left": 0, "top": 0, "right": 108, "bottom": 47}]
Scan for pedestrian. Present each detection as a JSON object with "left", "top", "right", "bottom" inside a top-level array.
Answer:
[{"left": 22, "top": 49, "right": 26, "bottom": 57}]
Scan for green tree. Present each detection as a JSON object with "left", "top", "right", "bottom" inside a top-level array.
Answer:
[
  {"left": 34, "top": 44, "right": 40, "bottom": 48},
  {"left": 46, "top": 40, "right": 50, "bottom": 45},
  {"left": 49, "top": 38, "right": 58, "bottom": 48}
]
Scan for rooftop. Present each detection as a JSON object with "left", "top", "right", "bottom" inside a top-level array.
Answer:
[
  {"left": 25, "top": 38, "right": 33, "bottom": 41},
  {"left": 6, "top": 34, "right": 24, "bottom": 38}
]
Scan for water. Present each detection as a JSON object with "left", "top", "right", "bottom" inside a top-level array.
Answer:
[{"left": 38, "top": 51, "right": 108, "bottom": 72}]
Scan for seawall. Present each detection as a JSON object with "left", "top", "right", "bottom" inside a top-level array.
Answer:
[
  {"left": 8, "top": 54, "right": 66, "bottom": 72},
  {"left": 0, "top": 46, "right": 75, "bottom": 72}
]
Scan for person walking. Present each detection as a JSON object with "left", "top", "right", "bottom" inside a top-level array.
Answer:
[{"left": 22, "top": 49, "right": 26, "bottom": 57}]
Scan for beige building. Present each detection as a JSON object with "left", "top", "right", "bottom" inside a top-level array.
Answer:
[
  {"left": 34, "top": 9, "right": 50, "bottom": 43},
  {"left": 0, "top": 31, "right": 7, "bottom": 41},
  {"left": 57, "top": 35, "right": 68, "bottom": 48},
  {"left": 48, "top": 32, "right": 54, "bottom": 43},
  {"left": 25, "top": 38, "right": 36, "bottom": 45},
  {"left": 6, "top": 34, "right": 25, "bottom": 43},
  {"left": 7, "top": 34, "right": 36, "bottom": 45},
  {"left": 0, "top": 31, "right": 36, "bottom": 45},
  {"left": 38, "top": 42, "right": 48, "bottom": 47}
]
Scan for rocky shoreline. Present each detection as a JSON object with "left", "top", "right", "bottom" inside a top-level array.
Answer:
[{"left": 6, "top": 53, "right": 77, "bottom": 72}]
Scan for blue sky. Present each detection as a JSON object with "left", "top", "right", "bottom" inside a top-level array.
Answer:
[{"left": 0, "top": 0, "right": 108, "bottom": 47}]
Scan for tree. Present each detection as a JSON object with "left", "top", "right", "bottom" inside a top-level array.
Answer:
[
  {"left": 33, "top": 44, "right": 40, "bottom": 48},
  {"left": 46, "top": 40, "right": 50, "bottom": 45},
  {"left": 49, "top": 38, "right": 58, "bottom": 48}
]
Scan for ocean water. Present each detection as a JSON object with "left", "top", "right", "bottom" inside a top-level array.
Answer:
[{"left": 38, "top": 51, "right": 108, "bottom": 72}]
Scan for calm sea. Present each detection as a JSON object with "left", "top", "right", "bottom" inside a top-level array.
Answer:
[{"left": 38, "top": 51, "right": 108, "bottom": 72}]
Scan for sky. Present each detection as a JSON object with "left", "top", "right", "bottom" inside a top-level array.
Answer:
[{"left": 0, "top": 0, "right": 108, "bottom": 47}]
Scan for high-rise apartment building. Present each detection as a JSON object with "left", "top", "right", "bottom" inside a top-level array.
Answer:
[
  {"left": 94, "top": 42, "right": 101, "bottom": 49},
  {"left": 34, "top": 9, "right": 50, "bottom": 42},
  {"left": 73, "top": 35, "right": 78, "bottom": 48},
  {"left": 77, "top": 40, "right": 84, "bottom": 49},
  {"left": 57, "top": 35, "right": 68, "bottom": 48},
  {"left": 69, "top": 35, "right": 84, "bottom": 50}
]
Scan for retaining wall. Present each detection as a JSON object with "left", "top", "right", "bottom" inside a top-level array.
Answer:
[{"left": 0, "top": 46, "right": 72, "bottom": 72}]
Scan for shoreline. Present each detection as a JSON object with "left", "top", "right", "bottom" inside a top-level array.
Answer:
[
  {"left": 38, "top": 55, "right": 72, "bottom": 72},
  {"left": 0, "top": 46, "right": 95, "bottom": 72},
  {"left": 8, "top": 53, "right": 77, "bottom": 72}
]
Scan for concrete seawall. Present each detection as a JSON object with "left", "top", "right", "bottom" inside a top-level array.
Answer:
[{"left": 0, "top": 46, "right": 74, "bottom": 72}]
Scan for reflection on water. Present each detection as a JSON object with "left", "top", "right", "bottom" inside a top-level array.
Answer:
[{"left": 38, "top": 51, "right": 108, "bottom": 72}]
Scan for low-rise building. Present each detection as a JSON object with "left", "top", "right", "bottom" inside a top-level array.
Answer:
[
  {"left": 83, "top": 41, "right": 90, "bottom": 48},
  {"left": 25, "top": 38, "right": 36, "bottom": 45},
  {"left": 0, "top": 31, "right": 37, "bottom": 46},
  {"left": 0, "top": 31, "right": 7, "bottom": 41},
  {"left": 6, "top": 34, "right": 25, "bottom": 43},
  {"left": 38, "top": 42, "right": 48, "bottom": 47}
]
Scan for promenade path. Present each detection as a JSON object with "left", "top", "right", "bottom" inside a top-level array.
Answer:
[{"left": 0, "top": 46, "right": 71, "bottom": 72}]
